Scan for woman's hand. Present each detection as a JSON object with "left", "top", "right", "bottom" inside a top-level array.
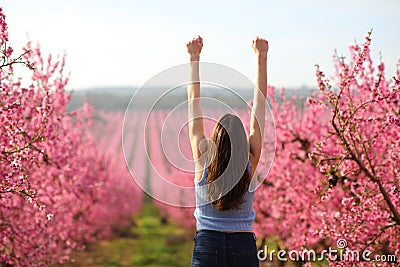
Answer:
[
  {"left": 252, "top": 37, "right": 269, "bottom": 58},
  {"left": 186, "top": 35, "right": 203, "bottom": 61}
]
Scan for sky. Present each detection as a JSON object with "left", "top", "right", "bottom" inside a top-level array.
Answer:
[{"left": 2, "top": 0, "right": 400, "bottom": 90}]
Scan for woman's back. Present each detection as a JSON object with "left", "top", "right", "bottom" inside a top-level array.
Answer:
[{"left": 194, "top": 161, "right": 255, "bottom": 232}]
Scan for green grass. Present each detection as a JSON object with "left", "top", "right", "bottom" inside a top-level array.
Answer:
[{"left": 56, "top": 196, "right": 194, "bottom": 267}]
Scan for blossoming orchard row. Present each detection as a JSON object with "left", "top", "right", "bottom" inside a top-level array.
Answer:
[
  {"left": 1, "top": 4, "right": 399, "bottom": 266},
  {"left": 0, "top": 9, "right": 143, "bottom": 266},
  {"left": 137, "top": 32, "right": 400, "bottom": 266}
]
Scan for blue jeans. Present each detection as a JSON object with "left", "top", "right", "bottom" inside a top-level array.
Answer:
[{"left": 190, "top": 229, "right": 259, "bottom": 267}]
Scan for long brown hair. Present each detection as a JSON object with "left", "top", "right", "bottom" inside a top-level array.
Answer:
[{"left": 206, "top": 114, "right": 250, "bottom": 211}]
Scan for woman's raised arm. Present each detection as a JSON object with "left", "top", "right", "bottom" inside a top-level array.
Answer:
[
  {"left": 186, "top": 36, "right": 206, "bottom": 161},
  {"left": 249, "top": 37, "right": 269, "bottom": 171}
]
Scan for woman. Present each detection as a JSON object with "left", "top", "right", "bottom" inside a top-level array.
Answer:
[{"left": 186, "top": 35, "right": 269, "bottom": 267}]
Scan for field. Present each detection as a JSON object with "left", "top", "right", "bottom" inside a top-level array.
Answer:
[
  {"left": 1, "top": 7, "right": 399, "bottom": 266},
  {"left": 53, "top": 196, "right": 194, "bottom": 267}
]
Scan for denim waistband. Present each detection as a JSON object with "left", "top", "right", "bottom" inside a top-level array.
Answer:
[{"left": 195, "top": 229, "right": 256, "bottom": 240}]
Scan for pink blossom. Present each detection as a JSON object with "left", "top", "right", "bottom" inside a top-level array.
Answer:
[
  {"left": 5, "top": 46, "right": 12, "bottom": 57},
  {"left": 254, "top": 32, "right": 399, "bottom": 266},
  {"left": 0, "top": 10, "right": 143, "bottom": 265}
]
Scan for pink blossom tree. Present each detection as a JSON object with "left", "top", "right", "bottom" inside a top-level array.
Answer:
[
  {"left": 254, "top": 32, "right": 399, "bottom": 266},
  {"left": 311, "top": 31, "right": 399, "bottom": 266},
  {"left": 1, "top": 8, "right": 142, "bottom": 265}
]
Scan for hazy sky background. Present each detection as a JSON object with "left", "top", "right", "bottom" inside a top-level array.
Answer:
[{"left": 2, "top": 0, "right": 400, "bottom": 90}]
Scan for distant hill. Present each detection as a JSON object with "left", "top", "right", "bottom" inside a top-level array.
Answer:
[{"left": 67, "top": 86, "right": 316, "bottom": 111}]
